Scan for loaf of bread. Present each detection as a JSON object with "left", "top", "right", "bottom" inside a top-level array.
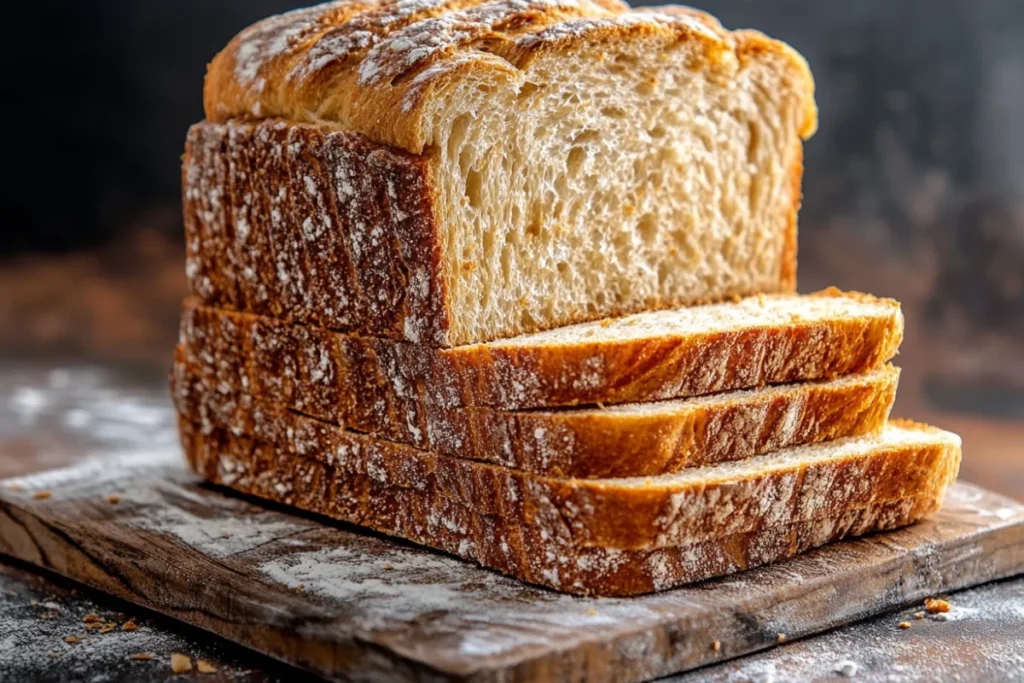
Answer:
[
  {"left": 188, "top": 1, "right": 817, "bottom": 345},
  {"left": 180, "top": 414, "right": 958, "bottom": 595},
  {"left": 175, "top": 341, "right": 899, "bottom": 477}
]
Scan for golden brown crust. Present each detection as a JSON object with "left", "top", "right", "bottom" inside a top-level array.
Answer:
[
  {"left": 175, "top": 336, "right": 900, "bottom": 478},
  {"left": 180, "top": 417, "right": 951, "bottom": 596},
  {"left": 202, "top": 1, "right": 816, "bottom": 154}
]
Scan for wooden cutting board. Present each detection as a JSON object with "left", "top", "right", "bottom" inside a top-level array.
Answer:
[{"left": 1, "top": 452, "right": 1022, "bottom": 683}]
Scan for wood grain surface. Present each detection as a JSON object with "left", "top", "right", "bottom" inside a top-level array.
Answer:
[{"left": 0, "top": 447, "right": 1022, "bottom": 683}]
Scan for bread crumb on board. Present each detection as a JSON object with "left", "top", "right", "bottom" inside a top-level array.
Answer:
[
  {"left": 197, "top": 660, "right": 218, "bottom": 674},
  {"left": 777, "top": 633, "right": 787, "bottom": 643},
  {"left": 82, "top": 614, "right": 102, "bottom": 624},
  {"left": 107, "top": 495, "right": 121, "bottom": 505},
  {"left": 33, "top": 491, "right": 53, "bottom": 500},
  {"left": 130, "top": 653, "right": 154, "bottom": 661},
  {"left": 171, "top": 653, "right": 193, "bottom": 673},
  {"left": 122, "top": 619, "right": 139, "bottom": 631},
  {"left": 898, "top": 621, "right": 912, "bottom": 629},
  {"left": 925, "top": 597, "right": 951, "bottom": 613},
  {"left": 64, "top": 635, "right": 81, "bottom": 644},
  {"left": 712, "top": 640, "right": 721, "bottom": 653}
]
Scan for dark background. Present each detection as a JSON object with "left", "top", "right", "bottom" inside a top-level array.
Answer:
[{"left": 2, "top": 0, "right": 1023, "bottom": 427}]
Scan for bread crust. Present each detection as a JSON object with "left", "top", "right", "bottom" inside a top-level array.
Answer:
[
  {"left": 180, "top": 417, "right": 952, "bottom": 596},
  {"left": 202, "top": 1, "right": 816, "bottom": 154},
  {"left": 175, "top": 335, "right": 899, "bottom": 478}
]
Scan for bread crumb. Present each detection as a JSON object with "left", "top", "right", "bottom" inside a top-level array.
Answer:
[
  {"left": 82, "top": 614, "right": 102, "bottom": 624},
  {"left": 197, "top": 660, "right": 218, "bottom": 674},
  {"left": 122, "top": 620, "right": 138, "bottom": 631},
  {"left": 99, "top": 624, "right": 116, "bottom": 634},
  {"left": 914, "top": 611, "right": 925, "bottom": 620},
  {"left": 130, "top": 653, "right": 154, "bottom": 661},
  {"left": 33, "top": 491, "right": 53, "bottom": 500},
  {"left": 898, "top": 621, "right": 912, "bottom": 629},
  {"left": 777, "top": 633, "right": 786, "bottom": 643},
  {"left": 171, "top": 653, "right": 193, "bottom": 673},
  {"left": 64, "top": 635, "right": 81, "bottom": 644},
  {"left": 925, "top": 597, "right": 951, "bottom": 613},
  {"left": 107, "top": 495, "right": 121, "bottom": 505},
  {"left": 712, "top": 640, "right": 721, "bottom": 653},
  {"left": 587, "top": 608, "right": 597, "bottom": 616},
  {"left": 84, "top": 622, "right": 103, "bottom": 630},
  {"left": 384, "top": 563, "right": 394, "bottom": 570}
]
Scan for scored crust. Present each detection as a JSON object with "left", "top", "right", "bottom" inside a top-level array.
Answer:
[
  {"left": 203, "top": 1, "right": 817, "bottom": 154},
  {"left": 174, "top": 342, "right": 900, "bottom": 478},
  {"left": 181, "top": 417, "right": 951, "bottom": 596}
]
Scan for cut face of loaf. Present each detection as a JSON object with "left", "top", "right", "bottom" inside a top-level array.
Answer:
[
  {"left": 175, "top": 341, "right": 900, "bottom": 477},
  {"left": 181, "top": 416, "right": 959, "bottom": 595},
  {"left": 179, "top": 290, "right": 904, "bottom": 432},
  {"left": 194, "top": 1, "right": 818, "bottom": 346}
]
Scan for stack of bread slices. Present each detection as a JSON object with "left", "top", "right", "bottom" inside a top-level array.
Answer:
[{"left": 173, "top": 0, "right": 961, "bottom": 596}]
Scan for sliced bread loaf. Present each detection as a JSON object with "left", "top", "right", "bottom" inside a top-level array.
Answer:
[
  {"left": 175, "top": 363, "right": 960, "bottom": 552},
  {"left": 190, "top": 2, "right": 816, "bottom": 345},
  {"left": 180, "top": 289, "right": 903, "bottom": 430},
  {"left": 175, "top": 347, "right": 898, "bottom": 477},
  {"left": 181, "top": 417, "right": 957, "bottom": 595}
]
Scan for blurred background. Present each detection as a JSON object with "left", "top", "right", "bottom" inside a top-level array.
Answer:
[{"left": 2, "top": 0, "right": 1022, "bottom": 493}]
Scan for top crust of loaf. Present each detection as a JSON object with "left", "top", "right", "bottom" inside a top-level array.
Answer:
[{"left": 203, "top": 0, "right": 818, "bottom": 154}]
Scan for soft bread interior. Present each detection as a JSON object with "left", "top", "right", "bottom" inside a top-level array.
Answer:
[{"left": 424, "top": 27, "right": 810, "bottom": 342}]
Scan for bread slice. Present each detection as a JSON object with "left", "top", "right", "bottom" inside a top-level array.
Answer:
[
  {"left": 175, "top": 343, "right": 898, "bottom": 478},
  {"left": 175, "top": 360, "right": 960, "bottom": 552},
  {"left": 181, "top": 417, "right": 957, "bottom": 595},
  {"left": 180, "top": 289, "right": 903, "bottom": 432},
  {"left": 191, "top": 2, "right": 817, "bottom": 346}
]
